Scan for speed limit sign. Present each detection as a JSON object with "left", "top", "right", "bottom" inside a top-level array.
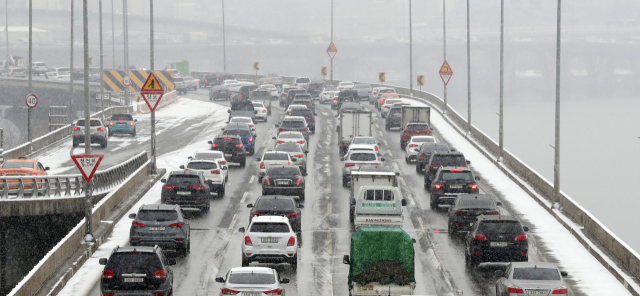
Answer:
[
  {"left": 26, "top": 94, "right": 37, "bottom": 108},
  {"left": 123, "top": 76, "right": 132, "bottom": 86}
]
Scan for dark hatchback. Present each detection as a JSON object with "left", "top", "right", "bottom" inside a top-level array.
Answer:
[
  {"left": 290, "top": 108, "right": 316, "bottom": 133},
  {"left": 424, "top": 152, "right": 470, "bottom": 188},
  {"left": 262, "top": 166, "right": 305, "bottom": 201},
  {"left": 465, "top": 215, "right": 529, "bottom": 266},
  {"left": 415, "top": 143, "right": 452, "bottom": 173},
  {"left": 223, "top": 123, "right": 255, "bottom": 155},
  {"left": 129, "top": 204, "right": 191, "bottom": 255},
  {"left": 429, "top": 167, "right": 480, "bottom": 209},
  {"left": 247, "top": 196, "right": 304, "bottom": 233},
  {"left": 210, "top": 85, "right": 232, "bottom": 101},
  {"left": 161, "top": 171, "right": 210, "bottom": 212},
  {"left": 285, "top": 89, "right": 307, "bottom": 107},
  {"left": 384, "top": 105, "right": 403, "bottom": 130},
  {"left": 99, "top": 246, "right": 175, "bottom": 296},
  {"left": 307, "top": 82, "right": 324, "bottom": 97},
  {"left": 209, "top": 135, "right": 247, "bottom": 167},
  {"left": 447, "top": 194, "right": 501, "bottom": 235},
  {"left": 199, "top": 73, "right": 217, "bottom": 88}
]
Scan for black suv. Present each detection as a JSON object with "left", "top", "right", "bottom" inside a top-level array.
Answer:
[
  {"left": 161, "top": 171, "right": 211, "bottom": 212},
  {"left": 384, "top": 105, "right": 403, "bottom": 130},
  {"left": 307, "top": 82, "right": 324, "bottom": 97},
  {"left": 290, "top": 108, "right": 316, "bottom": 133},
  {"left": 285, "top": 89, "right": 306, "bottom": 107},
  {"left": 429, "top": 166, "right": 480, "bottom": 209},
  {"left": 424, "top": 152, "right": 470, "bottom": 188},
  {"left": 129, "top": 204, "right": 191, "bottom": 256},
  {"left": 415, "top": 143, "right": 452, "bottom": 174},
  {"left": 209, "top": 85, "right": 232, "bottom": 101},
  {"left": 291, "top": 94, "right": 315, "bottom": 112},
  {"left": 262, "top": 165, "right": 306, "bottom": 201},
  {"left": 247, "top": 196, "right": 304, "bottom": 233},
  {"left": 209, "top": 135, "right": 247, "bottom": 167},
  {"left": 99, "top": 245, "right": 175, "bottom": 296},
  {"left": 447, "top": 194, "right": 501, "bottom": 235},
  {"left": 199, "top": 73, "right": 217, "bottom": 88},
  {"left": 464, "top": 215, "right": 529, "bottom": 266}
]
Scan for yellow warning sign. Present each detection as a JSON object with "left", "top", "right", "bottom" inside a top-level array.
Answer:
[
  {"left": 439, "top": 60, "right": 453, "bottom": 74},
  {"left": 253, "top": 62, "right": 260, "bottom": 71},
  {"left": 141, "top": 72, "right": 164, "bottom": 92},
  {"left": 379, "top": 72, "right": 386, "bottom": 83},
  {"left": 417, "top": 75, "right": 424, "bottom": 86},
  {"left": 321, "top": 67, "right": 327, "bottom": 76}
]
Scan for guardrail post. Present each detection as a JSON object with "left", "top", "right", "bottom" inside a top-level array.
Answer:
[
  {"left": 64, "top": 177, "right": 72, "bottom": 196},
  {"left": 54, "top": 177, "right": 62, "bottom": 196},
  {"left": 1, "top": 180, "right": 7, "bottom": 198},
  {"left": 32, "top": 176, "right": 39, "bottom": 197},
  {"left": 44, "top": 178, "right": 51, "bottom": 196},
  {"left": 17, "top": 179, "right": 24, "bottom": 198},
  {"left": 74, "top": 176, "right": 82, "bottom": 195}
]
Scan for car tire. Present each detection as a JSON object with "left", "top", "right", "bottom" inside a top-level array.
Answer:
[
  {"left": 342, "top": 176, "right": 348, "bottom": 187},
  {"left": 299, "top": 193, "right": 305, "bottom": 202},
  {"left": 349, "top": 209, "right": 354, "bottom": 223},
  {"left": 385, "top": 125, "right": 390, "bottom": 131},
  {"left": 239, "top": 160, "right": 246, "bottom": 168},
  {"left": 72, "top": 140, "right": 79, "bottom": 147},
  {"left": 131, "top": 128, "right": 136, "bottom": 137},
  {"left": 241, "top": 254, "right": 250, "bottom": 267},
  {"left": 430, "top": 196, "right": 437, "bottom": 210},
  {"left": 108, "top": 129, "right": 113, "bottom": 137},
  {"left": 218, "top": 187, "right": 225, "bottom": 198},
  {"left": 101, "top": 140, "right": 108, "bottom": 148},
  {"left": 447, "top": 223, "right": 454, "bottom": 236},
  {"left": 290, "top": 255, "right": 298, "bottom": 269},
  {"left": 416, "top": 164, "right": 423, "bottom": 174},
  {"left": 264, "top": 116, "right": 267, "bottom": 122},
  {"left": 405, "top": 156, "right": 409, "bottom": 164}
]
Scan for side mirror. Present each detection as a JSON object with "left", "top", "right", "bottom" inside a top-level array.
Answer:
[
  {"left": 247, "top": 203, "right": 254, "bottom": 208},
  {"left": 475, "top": 176, "right": 481, "bottom": 181},
  {"left": 380, "top": 158, "right": 386, "bottom": 161},
  {"left": 347, "top": 181, "right": 351, "bottom": 188},
  {"left": 128, "top": 213, "right": 136, "bottom": 219},
  {"left": 168, "top": 258, "right": 177, "bottom": 265},
  {"left": 313, "top": 113, "right": 318, "bottom": 115},
  {"left": 304, "top": 150, "right": 309, "bottom": 154},
  {"left": 221, "top": 128, "right": 225, "bottom": 131},
  {"left": 99, "top": 258, "right": 108, "bottom": 265},
  {"left": 335, "top": 114, "right": 338, "bottom": 117},
  {"left": 451, "top": 148, "right": 457, "bottom": 152},
  {"left": 466, "top": 160, "right": 471, "bottom": 164},
  {"left": 291, "top": 157, "right": 297, "bottom": 161},
  {"left": 560, "top": 271, "right": 568, "bottom": 277},
  {"left": 523, "top": 226, "right": 529, "bottom": 232},
  {"left": 161, "top": 178, "right": 166, "bottom": 183},
  {"left": 207, "top": 141, "right": 212, "bottom": 144},
  {"left": 238, "top": 227, "right": 245, "bottom": 233},
  {"left": 272, "top": 136, "right": 276, "bottom": 140},
  {"left": 134, "top": 119, "right": 138, "bottom": 122},
  {"left": 255, "top": 157, "right": 261, "bottom": 161},
  {"left": 494, "top": 270, "right": 505, "bottom": 277},
  {"left": 215, "top": 277, "right": 225, "bottom": 283},
  {"left": 343, "top": 255, "right": 350, "bottom": 264},
  {"left": 413, "top": 148, "right": 419, "bottom": 152},
  {"left": 350, "top": 198, "right": 356, "bottom": 206},
  {"left": 179, "top": 165, "right": 185, "bottom": 169},
  {"left": 44, "top": 166, "right": 50, "bottom": 170},
  {"left": 281, "top": 278, "right": 290, "bottom": 284},
  {"left": 496, "top": 201, "right": 503, "bottom": 206},
  {"left": 402, "top": 199, "right": 407, "bottom": 206},
  {"left": 227, "top": 110, "right": 230, "bottom": 113},
  {"left": 298, "top": 204, "right": 304, "bottom": 209},
  {"left": 412, "top": 238, "right": 417, "bottom": 243},
  {"left": 222, "top": 166, "right": 228, "bottom": 170},
  {"left": 275, "top": 124, "right": 280, "bottom": 127},
  {"left": 188, "top": 156, "right": 193, "bottom": 159}
]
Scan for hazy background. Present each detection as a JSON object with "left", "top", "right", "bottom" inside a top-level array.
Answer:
[{"left": 2, "top": 0, "right": 640, "bottom": 253}]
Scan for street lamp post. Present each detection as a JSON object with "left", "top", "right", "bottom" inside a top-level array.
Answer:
[
  {"left": 222, "top": 0, "right": 226, "bottom": 72},
  {"left": 111, "top": 0, "right": 115, "bottom": 68},
  {"left": 4, "top": 1, "right": 8, "bottom": 74},
  {"left": 70, "top": 0, "right": 74, "bottom": 123},
  {"left": 28, "top": 0, "right": 32, "bottom": 142},
  {"left": 553, "top": 0, "right": 562, "bottom": 202},
  {"left": 123, "top": 0, "right": 129, "bottom": 106},
  {"left": 498, "top": 0, "right": 505, "bottom": 162},
  {"left": 150, "top": 0, "right": 157, "bottom": 175},
  {"left": 466, "top": 0, "right": 471, "bottom": 134},
  {"left": 99, "top": 0, "right": 105, "bottom": 123},
  {"left": 442, "top": 0, "right": 448, "bottom": 113},
  {"left": 330, "top": 0, "right": 333, "bottom": 83},
  {"left": 409, "top": 0, "right": 413, "bottom": 95},
  {"left": 82, "top": 0, "right": 93, "bottom": 242}
]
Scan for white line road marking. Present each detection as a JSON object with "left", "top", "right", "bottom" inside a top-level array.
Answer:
[
  {"left": 407, "top": 193, "right": 416, "bottom": 206},
  {"left": 383, "top": 140, "right": 388, "bottom": 146},
  {"left": 240, "top": 192, "right": 249, "bottom": 203},
  {"left": 375, "top": 123, "right": 380, "bottom": 128},
  {"left": 399, "top": 177, "right": 406, "bottom": 186},
  {"left": 417, "top": 216, "right": 425, "bottom": 230},
  {"left": 387, "top": 150, "right": 393, "bottom": 157},
  {"left": 327, "top": 203, "right": 332, "bottom": 214},
  {"left": 228, "top": 214, "right": 238, "bottom": 230},
  {"left": 378, "top": 131, "right": 383, "bottom": 136},
  {"left": 249, "top": 175, "right": 255, "bottom": 183}
]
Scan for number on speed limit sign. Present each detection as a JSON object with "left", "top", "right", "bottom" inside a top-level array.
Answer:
[{"left": 26, "top": 94, "right": 38, "bottom": 108}]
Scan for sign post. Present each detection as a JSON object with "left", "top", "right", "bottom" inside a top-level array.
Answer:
[
  {"left": 71, "top": 154, "right": 104, "bottom": 242},
  {"left": 327, "top": 42, "right": 337, "bottom": 83},
  {"left": 141, "top": 72, "right": 164, "bottom": 175},
  {"left": 26, "top": 94, "right": 37, "bottom": 143},
  {"left": 417, "top": 75, "right": 424, "bottom": 92},
  {"left": 439, "top": 60, "right": 453, "bottom": 113}
]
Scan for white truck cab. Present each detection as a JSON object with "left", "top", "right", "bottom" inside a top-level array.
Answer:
[{"left": 353, "top": 185, "right": 406, "bottom": 228}]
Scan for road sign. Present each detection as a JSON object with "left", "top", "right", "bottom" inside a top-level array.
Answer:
[
  {"left": 417, "top": 75, "right": 424, "bottom": 86},
  {"left": 253, "top": 62, "right": 260, "bottom": 71},
  {"left": 321, "top": 67, "right": 327, "bottom": 76},
  {"left": 327, "top": 42, "right": 337, "bottom": 60},
  {"left": 140, "top": 72, "right": 165, "bottom": 112},
  {"left": 89, "top": 57, "right": 93, "bottom": 65},
  {"left": 379, "top": 72, "right": 386, "bottom": 83},
  {"left": 71, "top": 154, "right": 104, "bottom": 183},
  {"left": 25, "top": 94, "right": 37, "bottom": 108},
  {"left": 123, "top": 76, "right": 132, "bottom": 86},
  {"left": 439, "top": 60, "right": 453, "bottom": 85}
]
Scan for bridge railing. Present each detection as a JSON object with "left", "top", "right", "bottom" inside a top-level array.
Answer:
[{"left": 0, "top": 151, "right": 148, "bottom": 199}]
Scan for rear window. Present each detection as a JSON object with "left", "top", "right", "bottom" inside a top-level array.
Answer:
[
  {"left": 34, "top": 62, "right": 46, "bottom": 66},
  {"left": 389, "top": 107, "right": 402, "bottom": 114},
  {"left": 250, "top": 222, "right": 290, "bottom": 233},
  {"left": 256, "top": 199, "right": 295, "bottom": 211},
  {"left": 1, "top": 162, "right": 33, "bottom": 169},
  {"left": 263, "top": 153, "right": 289, "bottom": 161},
  {"left": 231, "top": 118, "right": 251, "bottom": 124},
  {"left": 166, "top": 175, "right": 201, "bottom": 186},
  {"left": 282, "top": 120, "right": 305, "bottom": 128},
  {"left": 225, "top": 130, "right": 251, "bottom": 137},
  {"left": 295, "top": 95, "right": 312, "bottom": 100},
  {"left": 384, "top": 99, "right": 402, "bottom": 105},
  {"left": 352, "top": 138, "right": 375, "bottom": 145},
  {"left": 291, "top": 110, "right": 312, "bottom": 117},
  {"left": 512, "top": 268, "right": 561, "bottom": 281},
  {"left": 413, "top": 137, "right": 434, "bottom": 143},
  {"left": 478, "top": 220, "right": 523, "bottom": 236},
  {"left": 252, "top": 103, "right": 264, "bottom": 107},
  {"left": 214, "top": 137, "right": 241, "bottom": 145},
  {"left": 407, "top": 124, "right": 429, "bottom": 130},
  {"left": 187, "top": 162, "right": 217, "bottom": 170},
  {"left": 457, "top": 198, "right": 495, "bottom": 208},
  {"left": 76, "top": 120, "right": 102, "bottom": 126},
  {"left": 279, "top": 133, "right": 303, "bottom": 139},
  {"left": 349, "top": 153, "right": 377, "bottom": 161},
  {"left": 105, "top": 253, "right": 162, "bottom": 271},
  {"left": 433, "top": 155, "right": 466, "bottom": 166},
  {"left": 111, "top": 114, "right": 133, "bottom": 121},
  {"left": 228, "top": 272, "right": 276, "bottom": 285},
  {"left": 380, "top": 89, "right": 395, "bottom": 94},
  {"left": 440, "top": 171, "right": 473, "bottom": 181},
  {"left": 174, "top": 78, "right": 184, "bottom": 82},
  {"left": 295, "top": 78, "right": 310, "bottom": 83},
  {"left": 364, "top": 189, "right": 395, "bottom": 201},
  {"left": 275, "top": 145, "right": 302, "bottom": 153},
  {"left": 137, "top": 210, "right": 179, "bottom": 221},
  {"left": 354, "top": 84, "right": 371, "bottom": 89},
  {"left": 194, "top": 152, "right": 222, "bottom": 159},
  {"left": 268, "top": 167, "right": 300, "bottom": 176}
]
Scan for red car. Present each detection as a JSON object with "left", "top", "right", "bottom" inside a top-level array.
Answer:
[{"left": 400, "top": 123, "right": 432, "bottom": 149}]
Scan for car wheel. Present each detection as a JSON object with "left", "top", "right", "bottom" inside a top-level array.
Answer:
[
  {"left": 416, "top": 164, "right": 423, "bottom": 174},
  {"left": 264, "top": 116, "right": 267, "bottom": 122},
  {"left": 239, "top": 160, "right": 246, "bottom": 168},
  {"left": 241, "top": 254, "right": 250, "bottom": 267},
  {"left": 72, "top": 140, "right": 79, "bottom": 147},
  {"left": 131, "top": 128, "right": 136, "bottom": 137},
  {"left": 219, "top": 187, "right": 225, "bottom": 198},
  {"left": 349, "top": 209, "right": 354, "bottom": 223},
  {"left": 430, "top": 196, "right": 437, "bottom": 210},
  {"left": 299, "top": 193, "right": 305, "bottom": 202},
  {"left": 405, "top": 156, "right": 410, "bottom": 164},
  {"left": 385, "top": 125, "right": 390, "bottom": 131},
  {"left": 101, "top": 140, "right": 108, "bottom": 148},
  {"left": 342, "top": 176, "right": 348, "bottom": 187},
  {"left": 290, "top": 255, "right": 298, "bottom": 269},
  {"left": 108, "top": 130, "right": 113, "bottom": 137},
  {"left": 447, "top": 223, "right": 454, "bottom": 236}
]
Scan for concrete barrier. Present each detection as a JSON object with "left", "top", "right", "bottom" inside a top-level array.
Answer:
[{"left": 136, "top": 90, "right": 177, "bottom": 114}]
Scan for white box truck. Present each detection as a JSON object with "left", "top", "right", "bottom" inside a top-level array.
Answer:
[
  {"left": 338, "top": 110, "right": 372, "bottom": 154},
  {"left": 349, "top": 165, "right": 403, "bottom": 223},
  {"left": 401, "top": 106, "right": 430, "bottom": 129}
]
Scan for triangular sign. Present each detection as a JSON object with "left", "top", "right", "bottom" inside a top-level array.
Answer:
[
  {"left": 71, "top": 154, "right": 104, "bottom": 183},
  {"left": 327, "top": 42, "right": 337, "bottom": 60},
  {"left": 141, "top": 72, "right": 164, "bottom": 92},
  {"left": 141, "top": 92, "right": 164, "bottom": 112},
  {"left": 439, "top": 60, "right": 453, "bottom": 85}
]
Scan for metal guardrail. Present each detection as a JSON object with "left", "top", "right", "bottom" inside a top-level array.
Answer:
[{"left": 0, "top": 151, "right": 148, "bottom": 199}]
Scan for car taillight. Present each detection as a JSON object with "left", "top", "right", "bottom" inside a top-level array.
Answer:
[
  {"left": 74, "top": 126, "right": 80, "bottom": 131},
  {"left": 236, "top": 144, "right": 243, "bottom": 148},
  {"left": 296, "top": 178, "right": 303, "bottom": 186},
  {"left": 294, "top": 154, "right": 304, "bottom": 158},
  {"left": 263, "top": 177, "right": 271, "bottom": 185},
  {"left": 296, "top": 140, "right": 305, "bottom": 144},
  {"left": 287, "top": 162, "right": 292, "bottom": 165},
  {"left": 98, "top": 127, "right": 104, "bottom": 131},
  {"left": 154, "top": 269, "right": 166, "bottom": 279},
  {"left": 372, "top": 92, "right": 375, "bottom": 95},
  {"left": 195, "top": 81, "right": 198, "bottom": 84},
  {"left": 433, "top": 183, "right": 445, "bottom": 190},
  {"left": 287, "top": 236, "right": 296, "bottom": 246},
  {"left": 507, "top": 287, "right": 524, "bottom": 293},
  {"left": 371, "top": 163, "right": 381, "bottom": 166},
  {"left": 211, "top": 169, "right": 221, "bottom": 174},
  {"left": 515, "top": 234, "right": 527, "bottom": 241},
  {"left": 132, "top": 221, "right": 145, "bottom": 227},
  {"left": 552, "top": 288, "right": 568, "bottom": 294},
  {"left": 287, "top": 212, "right": 297, "bottom": 218},
  {"left": 300, "top": 128, "right": 307, "bottom": 131},
  {"left": 383, "top": 106, "right": 389, "bottom": 108},
  {"left": 130, "top": 122, "right": 134, "bottom": 126},
  {"left": 279, "top": 128, "right": 285, "bottom": 131},
  {"left": 430, "top": 164, "right": 439, "bottom": 168},
  {"left": 168, "top": 222, "right": 183, "bottom": 228},
  {"left": 220, "top": 160, "right": 226, "bottom": 165},
  {"left": 467, "top": 183, "right": 478, "bottom": 190},
  {"left": 419, "top": 154, "right": 427, "bottom": 159},
  {"left": 31, "top": 173, "right": 37, "bottom": 176},
  {"left": 409, "top": 144, "right": 418, "bottom": 147},
  {"left": 276, "top": 140, "right": 285, "bottom": 143},
  {"left": 224, "top": 137, "right": 232, "bottom": 140},
  {"left": 260, "top": 162, "right": 265, "bottom": 169},
  {"left": 262, "top": 109, "right": 266, "bottom": 113},
  {"left": 163, "top": 185, "right": 178, "bottom": 190},
  {"left": 109, "top": 122, "right": 113, "bottom": 126},
  {"left": 102, "top": 269, "right": 114, "bottom": 279},
  {"left": 205, "top": 79, "right": 208, "bottom": 81},
  {"left": 244, "top": 235, "right": 253, "bottom": 246},
  {"left": 333, "top": 99, "right": 337, "bottom": 102},
  {"left": 252, "top": 212, "right": 262, "bottom": 217},
  {"left": 485, "top": 210, "right": 500, "bottom": 215},
  {"left": 221, "top": 288, "right": 240, "bottom": 295},
  {"left": 189, "top": 186, "right": 206, "bottom": 190},
  {"left": 104, "top": 293, "right": 114, "bottom": 296},
  {"left": 345, "top": 163, "right": 355, "bottom": 167},
  {"left": 249, "top": 137, "right": 253, "bottom": 142},
  {"left": 183, "top": 81, "right": 186, "bottom": 84},
  {"left": 455, "top": 210, "right": 467, "bottom": 215},
  {"left": 211, "top": 143, "right": 219, "bottom": 148},
  {"left": 474, "top": 233, "right": 487, "bottom": 241},
  {"left": 309, "top": 116, "right": 314, "bottom": 119},
  {"left": 403, "top": 137, "right": 410, "bottom": 141}
]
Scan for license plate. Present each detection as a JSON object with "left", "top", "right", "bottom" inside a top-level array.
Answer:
[
  {"left": 124, "top": 278, "right": 144, "bottom": 283},
  {"left": 224, "top": 153, "right": 232, "bottom": 157},
  {"left": 243, "top": 293, "right": 260, "bottom": 296},
  {"left": 148, "top": 227, "right": 165, "bottom": 231},
  {"left": 450, "top": 185, "right": 463, "bottom": 189},
  {"left": 490, "top": 242, "right": 508, "bottom": 247},
  {"left": 526, "top": 290, "right": 550, "bottom": 295},
  {"left": 177, "top": 191, "right": 191, "bottom": 195},
  {"left": 276, "top": 181, "right": 289, "bottom": 185},
  {"left": 261, "top": 237, "right": 279, "bottom": 243}
]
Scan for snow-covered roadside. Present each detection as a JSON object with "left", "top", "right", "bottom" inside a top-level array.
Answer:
[{"left": 429, "top": 109, "right": 632, "bottom": 295}]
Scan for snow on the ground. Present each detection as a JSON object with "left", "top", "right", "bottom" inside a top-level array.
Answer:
[{"left": 430, "top": 110, "right": 632, "bottom": 295}]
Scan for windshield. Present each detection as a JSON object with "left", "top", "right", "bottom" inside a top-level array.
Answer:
[
  {"left": 282, "top": 121, "right": 305, "bottom": 128},
  {"left": 250, "top": 222, "right": 290, "bottom": 233},
  {"left": 228, "top": 273, "right": 276, "bottom": 285},
  {"left": 352, "top": 138, "right": 376, "bottom": 144},
  {"left": 2, "top": 162, "right": 33, "bottom": 169},
  {"left": 349, "top": 153, "right": 377, "bottom": 161},
  {"left": 137, "top": 210, "right": 179, "bottom": 221},
  {"left": 166, "top": 175, "right": 201, "bottom": 186},
  {"left": 263, "top": 153, "right": 289, "bottom": 161},
  {"left": 440, "top": 171, "right": 473, "bottom": 181},
  {"left": 512, "top": 268, "right": 561, "bottom": 281},
  {"left": 187, "top": 162, "right": 217, "bottom": 170}
]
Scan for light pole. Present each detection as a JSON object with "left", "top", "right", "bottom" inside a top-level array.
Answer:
[
  {"left": 99, "top": 0, "right": 105, "bottom": 123},
  {"left": 82, "top": 0, "right": 93, "bottom": 242},
  {"left": 111, "top": 0, "right": 115, "bottom": 69},
  {"left": 442, "top": 0, "right": 447, "bottom": 113},
  {"left": 222, "top": 0, "right": 226, "bottom": 72},
  {"left": 150, "top": 0, "right": 157, "bottom": 175},
  {"left": 553, "top": 0, "right": 562, "bottom": 202},
  {"left": 409, "top": 0, "right": 413, "bottom": 95},
  {"left": 122, "top": 0, "right": 129, "bottom": 105},
  {"left": 330, "top": 0, "right": 333, "bottom": 83},
  {"left": 28, "top": 0, "right": 32, "bottom": 142},
  {"left": 498, "top": 0, "right": 505, "bottom": 162},
  {"left": 70, "top": 0, "right": 74, "bottom": 123},
  {"left": 4, "top": 1, "right": 8, "bottom": 75},
  {"left": 466, "top": 0, "right": 471, "bottom": 134}
]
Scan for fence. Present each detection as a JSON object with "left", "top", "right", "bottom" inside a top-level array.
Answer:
[{"left": 48, "top": 106, "right": 68, "bottom": 132}]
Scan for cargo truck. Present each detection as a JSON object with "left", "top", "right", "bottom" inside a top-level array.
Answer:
[
  {"left": 343, "top": 226, "right": 416, "bottom": 295},
  {"left": 167, "top": 60, "right": 190, "bottom": 77},
  {"left": 338, "top": 110, "right": 372, "bottom": 155},
  {"left": 400, "top": 106, "right": 432, "bottom": 149},
  {"left": 348, "top": 165, "right": 402, "bottom": 224}
]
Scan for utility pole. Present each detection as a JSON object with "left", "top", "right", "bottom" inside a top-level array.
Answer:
[
  {"left": 222, "top": 0, "right": 226, "bottom": 72},
  {"left": 28, "top": 0, "right": 32, "bottom": 142},
  {"left": 123, "top": 0, "right": 129, "bottom": 105},
  {"left": 466, "top": 0, "right": 471, "bottom": 134},
  {"left": 70, "top": 0, "right": 74, "bottom": 123},
  {"left": 498, "top": 0, "right": 505, "bottom": 162},
  {"left": 82, "top": 0, "right": 93, "bottom": 242},
  {"left": 4, "top": 1, "right": 8, "bottom": 75},
  {"left": 442, "top": 0, "right": 447, "bottom": 113},
  {"left": 553, "top": 0, "right": 562, "bottom": 203},
  {"left": 99, "top": 0, "right": 105, "bottom": 122},
  {"left": 150, "top": 0, "right": 157, "bottom": 175},
  {"left": 330, "top": 0, "right": 333, "bottom": 83},
  {"left": 409, "top": 0, "right": 413, "bottom": 95},
  {"left": 111, "top": 0, "right": 115, "bottom": 69}
]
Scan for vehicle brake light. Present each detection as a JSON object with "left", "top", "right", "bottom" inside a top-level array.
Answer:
[
  {"left": 262, "top": 109, "right": 266, "bottom": 113},
  {"left": 189, "top": 186, "right": 206, "bottom": 190},
  {"left": 195, "top": 81, "right": 198, "bottom": 84},
  {"left": 467, "top": 183, "right": 478, "bottom": 190},
  {"left": 430, "top": 164, "right": 439, "bottom": 168},
  {"left": 374, "top": 145, "right": 379, "bottom": 151},
  {"left": 260, "top": 162, "right": 265, "bottom": 169},
  {"left": 296, "top": 178, "right": 303, "bottom": 186},
  {"left": 294, "top": 154, "right": 304, "bottom": 158},
  {"left": 409, "top": 144, "right": 418, "bottom": 147},
  {"left": 74, "top": 127, "right": 80, "bottom": 131},
  {"left": 104, "top": 293, "right": 115, "bottom": 296},
  {"left": 132, "top": 221, "right": 145, "bottom": 227},
  {"left": 220, "top": 160, "right": 226, "bottom": 164},
  {"left": 102, "top": 269, "right": 114, "bottom": 279},
  {"left": 474, "top": 233, "right": 488, "bottom": 241},
  {"left": 333, "top": 99, "right": 337, "bottom": 102},
  {"left": 345, "top": 163, "right": 355, "bottom": 167},
  {"left": 552, "top": 288, "right": 568, "bottom": 294},
  {"left": 287, "top": 236, "right": 296, "bottom": 246},
  {"left": 485, "top": 210, "right": 500, "bottom": 215},
  {"left": 244, "top": 235, "right": 253, "bottom": 246},
  {"left": 249, "top": 124, "right": 254, "bottom": 127},
  {"left": 249, "top": 137, "right": 253, "bottom": 142},
  {"left": 223, "top": 137, "right": 232, "bottom": 140},
  {"left": 130, "top": 122, "right": 134, "bottom": 126},
  {"left": 455, "top": 210, "right": 467, "bottom": 215},
  {"left": 383, "top": 106, "right": 389, "bottom": 109},
  {"left": 507, "top": 287, "right": 524, "bottom": 293},
  {"left": 163, "top": 186, "right": 178, "bottom": 190},
  {"left": 264, "top": 289, "right": 283, "bottom": 295},
  {"left": 296, "top": 140, "right": 305, "bottom": 144},
  {"left": 419, "top": 154, "right": 427, "bottom": 160},
  {"left": 183, "top": 81, "right": 186, "bottom": 84},
  {"left": 287, "top": 162, "right": 292, "bottom": 165},
  {"left": 276, "top": 140, "right": 285, "bottom": 144},
  {"left": 109, "top": 122, "right": 113, "bottom": 126},
  {"left": 154, "top": 269, "right": 167, "bottom": 279},
  {"left": 403, "top": 137, "right": 410, "bottom": 141},
  {"left": 211, "top": 143, "right": 219, "bottom": 148},
  {"left": 252, "top": 212, "right": 262, "bottom": 217},
  {"left": 97, "top": 127, "right": 104, "bottom": 131},
  {"left": 211, "top": 169, "right": 221, "bottom": 174},
  {"left": 515, "top": 234, "right": 527, "bottom": 241},
  {"left": 300, "top": 128, "right": 308, "bottom": 132},
  {"left": 279, "top": 128, "right": 285, "bottom": 131},
  {"left": 450, "top": 169, "right": 463, "bottom": 172},
  {"left": 263, "top": 177, "right": 271, "bottom": 185},
  {"left": 236, "top": 144, "right": 243, "bottom": 148},
  {"left": 434, "top": 183, "right": 445, "bottom": 190},
  {"left": 287, "top": 212, "right": 297, "bottom": 218},
  {"left": 169, "top": 222, "right": 183, "bottom": 228},
  {"left": 371, "top": 163, "right": 381, "bottom": 166},
  {"left": 221, "top": 288, "right": 240, "bottom": 295}
]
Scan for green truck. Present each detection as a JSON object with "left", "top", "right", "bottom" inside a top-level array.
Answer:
[
  {"left": 343, "top": 226, "right": 416, "bottom": 295},
  {"left": 167, "top": 60, "right": 190, "bottom": 77}
]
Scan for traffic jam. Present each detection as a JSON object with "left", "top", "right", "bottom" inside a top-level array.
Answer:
[{"left": 90, "top": 76, "right": 571, "bottom": 296}]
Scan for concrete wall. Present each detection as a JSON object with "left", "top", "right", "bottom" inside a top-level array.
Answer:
[{"left": 136, "top": 90, "right": 177, "bottom": 114}]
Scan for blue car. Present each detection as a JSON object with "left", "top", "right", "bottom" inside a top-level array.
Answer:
[
  {"left": 222, "top": 123, "right": 255, "bottom": 155},
  {"left": 108, "top": 114, "right": 137, "bottom": 137}
]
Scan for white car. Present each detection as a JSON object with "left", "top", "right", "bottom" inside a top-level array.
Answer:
[
  {"left": 183, "top": 76, "right": 198, "bottom": 90},
  {"left": 228, "top": 117, "right": 256, "bottom": 137},
  {"left": 32, "top": 61, "right": 47, "bottom": 75},
  {"left": 285, "top": 104, "right": 307, "bottom": 115},
  {"left": 274, "top": 131, "right": 308, "bottom": 151},
  {"left": 380, "top": 99, "right": 404, "bottom": 118},
  {"left": 215, "top": 267, "right": 290, "bottom": 295},
  {"left": 338, "top": 81, "right": 355, "bottom": 90},
  {"left": 180, "top": 159, "right": 227, "bottom": 197},
  {"left": 341, "top": 150, "right": 384, "bottom": 187},
  {"left": 347, "top": 143, "right": 378, "bottom": 155},
  {"left": 349, "top": 136, "right": 379, "bottom": 153},
  {"left": 320, "top": 90, "right": 338, "bottom": 104},
  {"left": 404, "top": 135, "right": 436, "bottom": 163},
  {"left": 189, "top": 151, "right": 227, "bottom": 166},
  {"left": 291, "top": 77, "right": 310, "bottom": 89},
  {"left": 260, "top": 84, "right": 279, "bottom": 99},
  {"left": 256, "top": 151, "right": 293, "bottom": 182},
  {"left": 223, "top": 79, "right": 240, "bottom": 87},
  {"left": 252, "top": 102, "right": 268, "bottom": 122},
  {"left": 239, "top": 216, "right": 298, "bottom": 267}
]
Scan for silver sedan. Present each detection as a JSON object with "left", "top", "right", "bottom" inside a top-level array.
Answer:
[
  {"left": 215, "top": 267, "right": 289, "bottom": 296},
  {"left": 495, "top": 262, "right": 568, "bottom": 296},
  {"left": 275, "top": 142, "right": 308, "bottom": 175}
]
